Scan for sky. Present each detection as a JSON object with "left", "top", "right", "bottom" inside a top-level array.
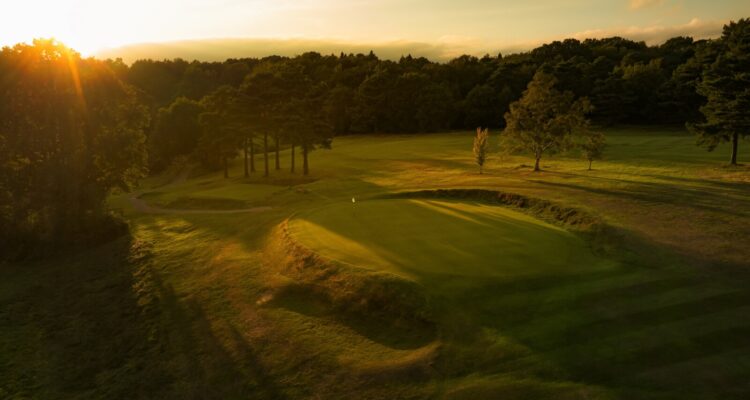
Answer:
[{"left": 2, "top": 0, "right": 749, "bottom": 60}]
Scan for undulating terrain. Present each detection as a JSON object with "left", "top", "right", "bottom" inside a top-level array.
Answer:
[{"left": 2, "top": 127, "right": 749, "bottom": 399}]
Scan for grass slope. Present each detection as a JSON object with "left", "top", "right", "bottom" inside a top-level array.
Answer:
[
  {"left": 2, "top": 127, "right": 749, "bottom": 399},
  {"left": 288, "top": 199, "right": 610, "bottom": 280}
]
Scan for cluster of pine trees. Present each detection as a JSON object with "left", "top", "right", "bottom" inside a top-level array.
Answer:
[{"left": 151, "top": 63, "right": 333, "bottom": 177}]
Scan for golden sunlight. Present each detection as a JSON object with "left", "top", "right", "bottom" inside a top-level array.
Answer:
[{"left": 1, "top": 0, "right": 203, "bottom": 55}]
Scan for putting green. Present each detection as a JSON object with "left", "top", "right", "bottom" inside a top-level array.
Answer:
[{"left": 288, "top": 199, "right": 610, "bottom": 280}]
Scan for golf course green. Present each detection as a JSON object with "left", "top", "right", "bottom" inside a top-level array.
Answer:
[{"left": 289, "top": 199, "right": 610, "bottom": 280}]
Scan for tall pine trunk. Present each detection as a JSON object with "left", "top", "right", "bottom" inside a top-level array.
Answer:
[
  {"left": 243, "top": 137, "right": 249, "bottom": 177},
  {"left": 730, "top": 132, "right": 739, "bottom": 165},
  {"left": 250, "top": 140, "right": 256, "bottom": 172},
  {"left": 588, "top": 159, "right": 593, "bottom": 171},
  {"left": 275, "top": 134, "right": 280, "bottom": 170},
  {"left": 534, "top": 156, "right": 541, "bottom": 172},
  {"left": 291, "top": 144, "right": 295, "bottom": 173},
  {"left": 263, "top": 131, "right": 269, "bottom": 177},
  {"left": 303, "top": 144, "right": 309, "bottom": 176}
]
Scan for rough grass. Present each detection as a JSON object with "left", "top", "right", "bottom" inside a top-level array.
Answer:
[{"left": 2, "top": 127, "right": 750, "bottom": 399}]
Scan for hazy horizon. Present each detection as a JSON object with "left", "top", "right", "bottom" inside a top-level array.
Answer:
[
  {"left": 3, "top": 0, "right": 749, "bottom": 61},
  {"left": 91, "top": 22, "right": 724, "bottom": 64}
]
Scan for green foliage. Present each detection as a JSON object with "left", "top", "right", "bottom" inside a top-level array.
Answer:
[
  {"left": 197, "top": 86, "right": 242, "bottom": 176},
  {"left": 473, "top": 128, "right": 490, "bottom": 173},
  {"left": 151, "top": 97, "right": 205, "bottom": 170},
  {"left": 87, "top": 27, "right": 750, "bottom": 155},
  {"left": 503, "top": 72, "right": 592, "bottom": 171},
  {"left": 689, "top": 19, "right": 750, "bottom": 165},
  {"left": 578, "top": 131, "right": 607, "bottom": 170},
  {"left": 463, "top": 84, "right": 513, "bottom": 129},
  {"left": 0, "top": 40, "right": 148, "bottom": 255},
  {"left": 113, "top": 33, "right": 722, "bottom": 137},
  {"left": 286, "top": 84, "right": 335, "bottom": 175}
]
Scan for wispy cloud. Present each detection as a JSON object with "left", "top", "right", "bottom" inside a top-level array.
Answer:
[
  {"left": 629, "top": 0, "right": 665, "bottom": 10},
  {"left": 95, "top": 38, "right": 476, "bottom": 63},
  {"left": 95, "top": 18, "right": 727, "bottom": 63},
  {"left": 569, "top": 17, "right": 724, "bottom": 44}
]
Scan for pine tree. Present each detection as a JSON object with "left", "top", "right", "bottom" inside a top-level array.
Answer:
[{"left": 689, "top": 19, "right": 750, "bottom": 165}]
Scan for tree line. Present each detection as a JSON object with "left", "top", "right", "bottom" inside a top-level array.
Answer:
[
  {"left": 120, "top": 20, "right": 747, "bottom": 172},
  {"left": 1, "top": 40, "right": 148, "bottom": 258},
  {"left": 1, "top": 19, "right": 748, "bottom": 256},
  {"left": 152, "top": 63, "right": 333, "bottom": 178}
]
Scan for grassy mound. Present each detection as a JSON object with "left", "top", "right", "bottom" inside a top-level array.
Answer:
[
  {"left": 287, "top": 198, "right": 612, "bottom": 283},
  {"left": 384, "top": 189, "right": 601, "bottom": 230},
  {"left": 266, "top": 222, "right": 436, "bottom": 332}
]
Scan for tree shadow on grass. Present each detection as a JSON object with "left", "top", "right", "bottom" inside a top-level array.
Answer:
[
  {"left": 529, "top": 177, "right": 749, "bottom": 218},
  {"left": 290, "top": 193, "right": 750, "bottom": 397},
  {"left": 267, "top": 283, "right": 437, "bottom": 351},
  {"left": 148, "top": 269, "right": 287, "bottom": 399},
  {"left": 0, "top": 233, "right": 286, "bottom": 399}
]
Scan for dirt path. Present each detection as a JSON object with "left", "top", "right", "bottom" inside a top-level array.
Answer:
[{"left": 128, "top": 195, "right": 272, "bottom": 215}]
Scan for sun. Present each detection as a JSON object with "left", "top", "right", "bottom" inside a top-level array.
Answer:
[
  {"left": 1, "top": 0, "right": 157, "bottom": 56},
  {"left": 51, "top": 35, "right": 98, "bottom": 57}
]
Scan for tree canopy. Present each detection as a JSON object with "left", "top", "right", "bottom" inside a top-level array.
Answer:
[
  {"left": 3, "top": 19, "right": 748, "bottom": 252},
  {"left": 503, "top": 72, "right": 592, "bottom": 171},
  {"left": 689, "top": 18, "right": 750, "bottom": 165},
  {"left": 0, "top": 40, "right": 148, "bottom": 257}
]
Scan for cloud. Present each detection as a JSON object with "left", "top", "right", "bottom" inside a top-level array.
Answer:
[
  {"left": 568, "top": 18, "right": 725, "bottom": 44},
  {"left": 628, "top": 0, "right": 664, "bottom": 10},
  {"left": 94, "top": 19, "right": 727, "bottom": 64},
  {"left": 95, "top": 38, "right": 479, "bottom": 63}
]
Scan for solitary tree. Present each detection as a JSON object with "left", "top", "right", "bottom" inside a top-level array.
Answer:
[
  {"left": 473, "top": 128, "right": 490, "bottom": 173},
  {"left": 689, "top": 19, "right": 750, "bottom": 165},
  {"left": 504, "top": 72, "right": 592, "bottom": 171},
  {"left": 578, "top": 131, "right": 606, "bottom": 170}
]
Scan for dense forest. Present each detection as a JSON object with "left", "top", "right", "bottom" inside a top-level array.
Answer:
[
  {"left": 2, "top": 19, "right": 749, "bottom": 257},
  {"left": 118, "top": 32, "right": 726, "bottom": 171}
]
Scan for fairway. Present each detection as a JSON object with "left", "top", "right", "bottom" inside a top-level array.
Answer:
[{"left": 289, "top": 199, "right": 609, "bottom": 280}]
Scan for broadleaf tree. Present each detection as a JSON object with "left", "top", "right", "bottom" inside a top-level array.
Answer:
[
  {"left": 503, "top": 71, "right": 592, "bottom": 171},
  {"left": 0, "top": 39, "right": 148, "bottom": 255},
  {"left": 578, "top": 130, "right": 606, "bottom": 170}
]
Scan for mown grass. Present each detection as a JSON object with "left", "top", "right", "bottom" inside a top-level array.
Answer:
[
  {"left": 288, "top": 199, "right": 611, "bottom": 280},
  {"left": 2, "top": 127, "right": 749, "bottom": 399}
]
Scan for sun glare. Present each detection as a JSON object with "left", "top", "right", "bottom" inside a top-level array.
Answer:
[{"left": 1, "top": 0, "right": 174, "bottom": 55}]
